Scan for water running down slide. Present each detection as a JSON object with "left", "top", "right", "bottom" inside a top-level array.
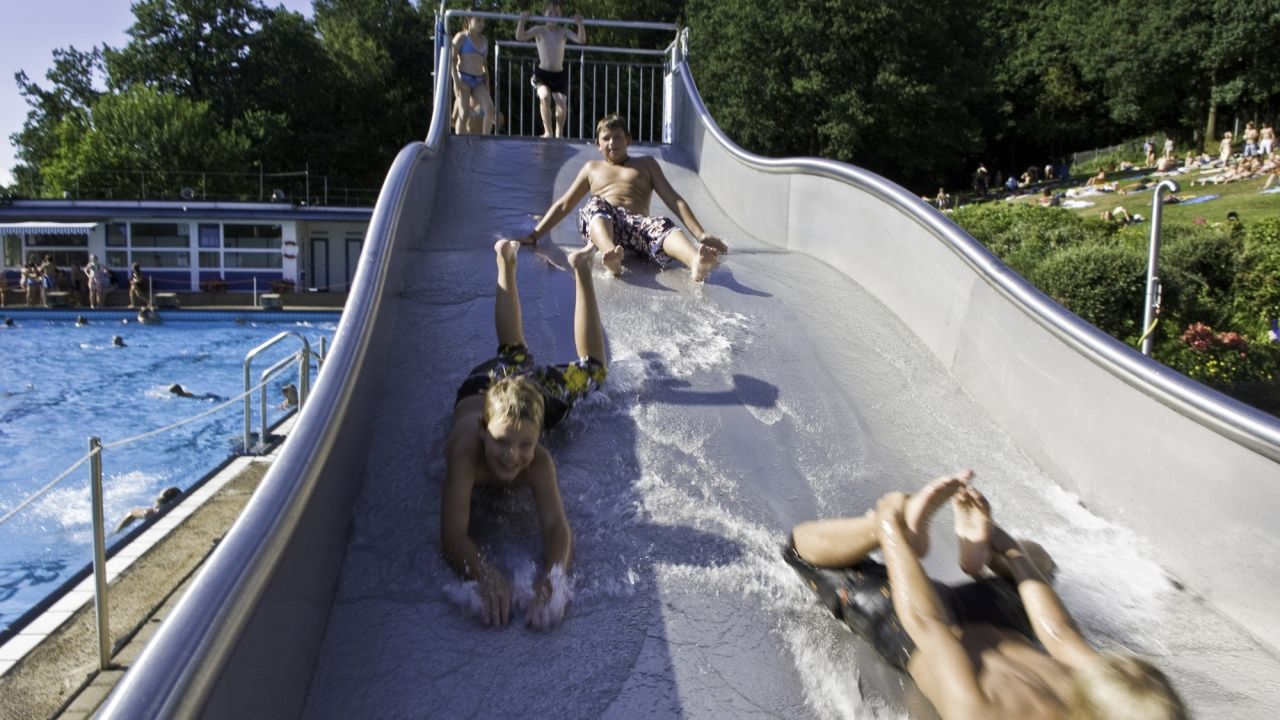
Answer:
[{"left": 101, "top": 44, "right": 1280, "bottom": 719}]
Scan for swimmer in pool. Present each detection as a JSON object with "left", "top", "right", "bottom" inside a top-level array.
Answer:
[
  {"left": 112, "top": 335, "right": 126, "bottom": 347},
  {"left": 169, "top": 384, "right": 223, "bottom": 401},
  {"left": 441, "top": 239, "right": 607, "bottom": 630},
  {"left": 786, "top": 471, "right": 1186, "bottom": 720},
  {"left": 520, "top": 114, "right": 728, "bottom": 281},
  {"left": 279, "top": 383, "right": 299, "bottom": 409}
]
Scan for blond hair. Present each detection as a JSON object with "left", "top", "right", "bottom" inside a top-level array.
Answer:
[
  {"left": 483, "top": 376, "right": 545, "bottom": 431},
  {"left": 1067, "top": 653, "right": 1188, "bottom": 720},
  {"left": 595, "top": 113, "right": 630, "bottom": 140}
]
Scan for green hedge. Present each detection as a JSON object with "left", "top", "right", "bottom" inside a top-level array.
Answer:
[{"left": 953, "top": 204, "right": 1280, "bottom": 387}]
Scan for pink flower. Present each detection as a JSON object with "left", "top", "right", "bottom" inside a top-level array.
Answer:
[
  {"left": 1181, "top": 322, "right": 1216, "bottom": 351},
  {"left": 1218, "top": 331, "right": 1247, "bottom": 349}
]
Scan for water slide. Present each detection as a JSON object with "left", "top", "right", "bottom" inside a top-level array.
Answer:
[{"left": 100, "top": 32, "right": 1280, "bottom": 720}]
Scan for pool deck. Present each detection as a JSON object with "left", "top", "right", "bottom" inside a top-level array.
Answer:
[{"left": 0, "top": 419, "right": 296, "bottom": 720}]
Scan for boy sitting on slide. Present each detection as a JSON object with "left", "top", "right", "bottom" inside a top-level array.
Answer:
[{"left": 520, "top": 114, "right": 729, "bottom": 282}]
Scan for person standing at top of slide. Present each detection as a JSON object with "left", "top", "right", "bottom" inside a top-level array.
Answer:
[
  {"left": 452, "top": 16, "right": 497, "bottom": 135},
  {"left": 515, "top": 3, "right": 586, "bottom": 138}
]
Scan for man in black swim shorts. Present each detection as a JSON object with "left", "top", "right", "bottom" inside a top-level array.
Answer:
[
  {"left": 515, "top": 3, "right": 586, "bottom": 138},
  {"left": 785, "top": 471, "right": 1187, "bottom": 720}
]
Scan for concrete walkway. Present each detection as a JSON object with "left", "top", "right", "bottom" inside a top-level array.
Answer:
[{"left": 0, "top": 455, "right": 273, "bottom": 720}]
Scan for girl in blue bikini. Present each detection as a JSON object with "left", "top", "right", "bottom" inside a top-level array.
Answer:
[{"left": 452, "top": 16, "right": 497, "bottom": 135}]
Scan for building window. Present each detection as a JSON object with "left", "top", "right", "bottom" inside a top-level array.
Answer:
[
  {"left": 225, "top": 252, "right": 282, "bottom": 269},
  {"left": 106, "top": 251, "right": 129, "bottom": 267},
  {"left": 198, "top": 224, "right": 221, "bottom": 248},
  {"left": 29, "top": 233, "right": 88, "bottom": 247},
  {"left": 131, "top": 223, "right": 189, "bottom": 248},
  {"left": 107, "top": 223, "right": 128, "bottom": 247},
  {"left": 223, "top": 223, "right": 282, "bottom": 249},
  {"left": 199, "top": 251, "right": 221, "bottom": 268},
  {"left": 131, "top": 250, "right": 190, "bottom": 268}
]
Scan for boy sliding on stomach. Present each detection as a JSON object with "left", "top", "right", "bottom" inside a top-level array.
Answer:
[
  {"left": 515, "top": 2, "right": 586, "bottom": 139},
  {"left": 519, "top": 113, "right": 729, "bottom": 282},
  {"left": 442, "top": 240, "right": 608, "bottom": 628}
]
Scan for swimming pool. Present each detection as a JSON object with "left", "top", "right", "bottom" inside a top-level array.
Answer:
[{"left": 0, "top": 310, "right": 338, "bottom": 633}]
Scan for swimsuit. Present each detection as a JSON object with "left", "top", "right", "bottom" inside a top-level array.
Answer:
[
  {"left": 532, "top": 67, "right": 569, "bottom": 96},
  {"left": 783, "top": 540, "right": 1040, "bottom": 672},
  {"left": 578, "top": 196, "right": 679, "bottom": 266},
  {"left": 459, "top": 71, "right": 485, "bottom": 89},
  {"left": 454, "top": 343, "right": 607, "bottom": 431},
  {"left": 460, "top": 35, "right": 485, "bottom": 56}
]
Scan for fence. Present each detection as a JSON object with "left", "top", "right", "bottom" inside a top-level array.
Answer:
[
  {"left": 492, "top": 43, "right": 668, "bottom": 143},
  {"left": 15, "top": 169, "right": 380, "bottom": 207}
]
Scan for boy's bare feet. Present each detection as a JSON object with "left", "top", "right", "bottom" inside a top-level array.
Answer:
[
  {"left": 496, "top": 238, "right": 521, "bottom": 263},
  {"left": 904, "top": 470, "right": 973, "bottom": 557},
  {"left": 701, "top": 237, "right": 729, "bottom": 254},
  {"left": 953, "top": 487, "right": 992, "bottom": 577},
  {"left": 568, "top": 244, "right": 593, "bottom": 273},
  {"left": 690, "top": 244, "right": 721, "bottom": 282},
  {"left": 601, "top": 246, "right": 624, "bottom": 277}
]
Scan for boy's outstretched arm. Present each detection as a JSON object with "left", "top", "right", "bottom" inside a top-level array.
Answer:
[
  {"left": 876, "top": 492, "right": 991, "bottom": 720},
  {"left": 989, "top": 524, "right": 1098, "bottom": 669},
  {"left": 441, "top": 434, "right": 513, "bottom": 626},
  {"left": 573, "top": 15, "right": 586, "bottom": 44},
  {"left": 645, "top": 158, "right": 726, "bottom": 250},
  {"left": 514, "top": 12, "right": 534, "bottom": 41},
  {"left": 526, "top": 449, "right": 573, "bottom": 628},
  {"left": 522, "top": 166, "right": 592, "bottom": 245}
]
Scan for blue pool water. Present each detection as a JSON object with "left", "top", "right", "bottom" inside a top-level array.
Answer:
[{"left": 0, "top": 311, "right": 338, "bottom": 633}]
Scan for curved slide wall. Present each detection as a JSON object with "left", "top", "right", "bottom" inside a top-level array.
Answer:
[
  {"left": 99, "top": 49, "right": 1280, "bottom": 719},
  {"left": 669, "top": 65, "right": 1280, "bottom": 653}
]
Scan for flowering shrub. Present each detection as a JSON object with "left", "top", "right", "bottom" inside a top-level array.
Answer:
[{"left": 1161, "top": 322, "right": 1280, "bottom": 386}]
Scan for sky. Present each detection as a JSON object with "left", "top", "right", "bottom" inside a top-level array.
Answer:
[{"left": 0, "top": 0, "right": 315, "bottom": 187}]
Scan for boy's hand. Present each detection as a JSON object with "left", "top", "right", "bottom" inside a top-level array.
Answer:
[
  {"left": 526, "top": 576, "right": 566, "bottom": 630},
  {"left": 477, "top": 570, "right": 513, "bottom": 627},
  {"left": 519, "top": 11, "right": 530, "bottom": 22},
  {"left": 875, "top": 491, "right": 909, "bottom": 525}
]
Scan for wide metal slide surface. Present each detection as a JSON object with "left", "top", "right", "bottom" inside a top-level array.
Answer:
[{"left": 100, "top": 46, "right": 1280, "bottom": 720}]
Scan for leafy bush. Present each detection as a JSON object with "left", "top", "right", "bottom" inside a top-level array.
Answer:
[
  {"left": 1154, "top": 224, "right": 1243, "bottom": 334},
  {"left": 1158, "top": 322, "right": 1280, "bottom": 387},
  {"left": 1231, "top": 217, "right": 1280, "bottom": 339},
  {"left": 1029, "top": 242, "right": 1148, "bottom": 342},
  {"left": 952, "top": 203, "right": 1109, "bottom": 276}
]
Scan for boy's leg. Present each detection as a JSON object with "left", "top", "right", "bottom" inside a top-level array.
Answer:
[
  {"left": 536, "top": 85, "right": 554, "bottom": 138},
  {"left": 952, "top": 486, "right": 992, "bottom": 576},
  {"left": 587, "top": 216, "right": 625, "bottom": 277},
  {"left": 568, "top": 244, "right": 606, "bottom": 364},
  {"left": 793, "top": 471, "right": 972, "bottom": 568},
  {"left": 553, "top": 92, "right": 568, "bottom": 138},
  {"left": 494, "top": 240, "right": 527, "bottom": 347},
  {"left": 659, "top": 229, "right": 721, "bottom": 282}
]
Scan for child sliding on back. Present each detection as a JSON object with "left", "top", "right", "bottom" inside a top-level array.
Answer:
[{"left": 441, "top": 240, "right": 607, "bottom": 629}]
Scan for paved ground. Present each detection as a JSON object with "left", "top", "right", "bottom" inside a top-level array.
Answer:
[{"left": 0, "top": 462, "right": 266, "bottom": 720}]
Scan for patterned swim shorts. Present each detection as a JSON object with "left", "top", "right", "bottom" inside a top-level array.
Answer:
[
  {"left": 454, "top": 343, "right": 608, "bottom": 431},
  {"left": 578, "top": 195, "right": 679, "bottom": 266}
]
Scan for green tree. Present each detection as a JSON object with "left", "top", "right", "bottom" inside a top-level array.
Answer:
[
  {"left": 39, "top": 86, "right": 251, "bottom": 199},
  {"left": 10, "top": 47, "right": 105, "bottom": 194},
  {"left": 685, "top": 0, "right": 990, "bottom": 189}
]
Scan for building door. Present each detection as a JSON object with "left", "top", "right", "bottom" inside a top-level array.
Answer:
[
  {"left": 310, "top": 237, "right": 329, "bottom": 291},
  {"left": 345, "top": 238, "right": 362, "bottom": 290}
]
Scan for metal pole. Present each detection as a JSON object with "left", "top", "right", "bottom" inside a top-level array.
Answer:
[
  {"left": 1141, "top": 180, "right": 1180, "bottom": 356},
  {"left": 89, "top": 436, "right": 111, "bottom": 671},
  {"left": 244, "top": 358, "right": 253, "bottom": 452},
  {"left": 253, "top": 277, "right": 258, "bottom": 308},
  {"left": 578, "top": 51, "right": 585, "bottom": 139}
]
